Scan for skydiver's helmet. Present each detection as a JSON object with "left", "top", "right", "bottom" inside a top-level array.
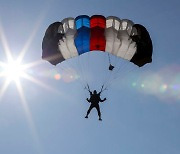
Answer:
[{"left": 93, "top": 90, "right": 97, "bottom": 94}]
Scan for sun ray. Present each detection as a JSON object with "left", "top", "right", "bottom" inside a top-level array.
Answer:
[
  {"left": 0, "top": 61, "right": 6, "bottom": 67},
  {"left": 0, "top": 20, "right": 13, "bottom": 62},
  {"left": 21, "top": 72, "right": 74, "bottom": 102},
  {"left": 15, "top": 80, "right": 43, "bottom": 154},
  {"left": 0, "top": 8, "right": 58, "bottom": 153},
  {"left": 0, "top": 79, "right": 11, "bottom": 102},
  {"left": 21, "top": 72, "right": 61, "bottom": 94},
  {"left": 0, "top": 62, "right": 6, "bottom": 77},
  {"left": 17, "top": 11, "right": 46, "bottom": 63},
  {"left": 0, "top": 72, "right": 6, "bottom": 78},
  {"left": 22, "top": 59, "right": 44, "bottom": 70}
]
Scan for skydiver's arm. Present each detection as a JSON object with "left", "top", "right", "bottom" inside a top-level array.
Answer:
[
  {"left": 86, "top": 98, "right": 91, "bottom": 103},
  {"left": 100, "top": 98, "right": 106, "bottom": 102}
]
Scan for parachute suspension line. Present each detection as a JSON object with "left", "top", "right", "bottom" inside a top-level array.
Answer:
[
  {"left": 102, "top": 53, "right": 117, "bottom": 88},
  {"left": 102, "top": 72, "right": 115, "bottom": 92},
  {"left": 107, "top": 57, "right": 123, "bottom": 83},
  {"left": 108, "top": 53, "right": 114, "bottom": 71},
  {"left": 76, "top": 54, "right": 88, "bottom": 88},
  {"left": 62, "top": 56, "right": 86, "bottom": 98},
  {"left": 106, "top": 59, "right": 128, "bottom": 88},
  {"left": 101, "top": 55, "right": 130, "bottom": 90},
  {"left": 85, "top": 52, "right": 92, "bottom": 86},
  {"left": 59, "top": 61, "right": 75, "bottom": 77},
  {"left": 59, "top": 60, "right": 83, "bottom": 87},
  {"left": 105, "top": 61, "right": 136, "bottom": 88},
  {"left": 80, "top": 53, "right": 90, "bottom": 95},
  {"left": 72, "top": 58, "right": 84, "bottom": 87},
  {"left": 100, "top": 53, "right": 114, "bottom": 91},
  {"left": 65, "top": 45, "right": 89, "bottom": 89},
  {"left": 102, "top": 69, "right": 111, "bottom": 90},
  {"left": 58, "top": 40, "right": 75, "bottom": 76},
  {"left": 86, "top": 51, "right": 91, "bottom": 86},
  {"left": 59, "top": 64, "right": 70, "bottom": 76},
  {"left": 94, "top": 53, "right": 108, "bottom": 91},
  {"left": 72, "top": 56, "right": 85, "bottom": 87},
  {"left": 106, "top": 68, "right": 134, "bottom": 89},
  {"left": 75, "top": 56, "right": 89, "bottom": 98},
  {"left": 84, "top": 51, "right": 110, "bottom": 92},
  {"left": 113, "top": 59, "right": 132, "bottom": 80},
  {"left": 58, "top": 61, "right": 87, "bottom": 91},
  {"left": 59, "top": 49, "right": 85, "bottom": 88},
  {"left": 99, "top": 53, "right": 112, "bottom": 91},
  {"left": 59, "top": 45, "right": 76, "bottom": 74},
  {"left": 80, "top": 53, "right": 89, "bottom": 86}
]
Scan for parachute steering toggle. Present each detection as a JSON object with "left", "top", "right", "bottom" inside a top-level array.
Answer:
[{"left": 85, "top": 84, "right": 108, "bottom": 94}]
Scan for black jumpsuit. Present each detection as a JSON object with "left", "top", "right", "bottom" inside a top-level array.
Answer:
[{"left": 86, "top": 92, "right": 106, "bottom": 119}]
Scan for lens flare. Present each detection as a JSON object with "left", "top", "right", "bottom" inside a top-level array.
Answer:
[
  {"left": 61, "top": 67, "right": 78, "bottom": 83},
  {"left": 54, "top": 73, "right": 61, "bottom": 80},
  {"left": 132, "top": 82, "right": 137, "bottom": 87},
  {"left": 141, "top": 84, "right": 145, "bottom": 88},
  {"left": 130, "top": 65, "right": 180, "bottom": 102},
  {"left": 159, "top": 84, "right": 168, "bottom": 93}
]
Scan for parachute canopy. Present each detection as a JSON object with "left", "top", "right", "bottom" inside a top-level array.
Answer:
[{"left": 42, "top": 15, "right": 153, "bottom": 67}]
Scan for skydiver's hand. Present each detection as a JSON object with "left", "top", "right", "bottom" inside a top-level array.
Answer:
[{"left": 104, "top": 98, "right": 107, "bottom": 101}]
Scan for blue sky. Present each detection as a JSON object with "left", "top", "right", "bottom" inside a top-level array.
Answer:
[{"left": 0, "top": 0, "right": 180, "bottom": 154}]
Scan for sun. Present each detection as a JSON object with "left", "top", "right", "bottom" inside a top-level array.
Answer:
[
  {"left": 0, "top": 17, "right": 66, "bottom": 152},
  {"left": 0, "top": 11, "right": 59, "bottom": 153},
  {"left": 1, "top": 59, "right": 26, "bottom": 82}
]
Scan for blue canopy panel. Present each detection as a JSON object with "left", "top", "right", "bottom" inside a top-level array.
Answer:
[
  {"left": 75, "top": 15, "right": 90, "bottom": 29},
  {"left": 75, "top": 15, "right": 90, "bottom": 55}
]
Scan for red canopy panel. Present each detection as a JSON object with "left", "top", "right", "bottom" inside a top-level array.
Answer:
[
  {"left": 90, "top": 15, "right": 106, "bottom": 28},
  {"left": 90, "top": 15, "right": 106, "bottom": 51}
]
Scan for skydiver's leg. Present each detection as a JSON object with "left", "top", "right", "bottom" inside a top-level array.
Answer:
[
  {"left": 95, "top": 105, "right": 102, "bottom": 121},
  {"left": 85, "top": 105, "right": 94, "bottom": 118}
]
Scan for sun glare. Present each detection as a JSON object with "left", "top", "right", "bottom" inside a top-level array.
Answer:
[
  {"left": 2, "top": 59, "right": 25, "bottom": 82},
  {"left": 0, "top": 12, "right": 50, "bottom": 153}
]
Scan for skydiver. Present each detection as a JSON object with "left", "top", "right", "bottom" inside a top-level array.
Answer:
[{"left": 85, "top": 89, "right": 106, "bottom": 121}]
